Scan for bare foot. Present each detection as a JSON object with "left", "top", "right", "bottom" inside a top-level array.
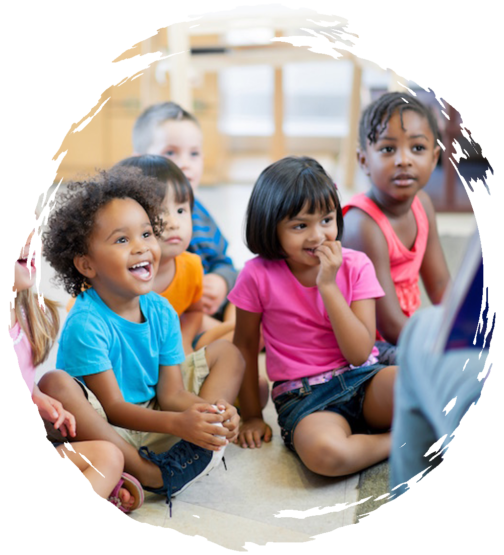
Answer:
[{"left": 118, "top": 487, "right": 135, "bottom": 511}]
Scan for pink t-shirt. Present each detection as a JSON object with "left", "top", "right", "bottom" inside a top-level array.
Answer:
[
  {"left": 10, "top": 322, "right": 35, "bottom": 394},
  {"left": 228, "top": 248, "right": 385, "bottom": 382}
]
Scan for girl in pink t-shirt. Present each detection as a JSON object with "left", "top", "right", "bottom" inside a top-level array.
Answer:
[
  {"left": 229, "top": 156, "right": 397, "bottom": 478},
  {"left": 11, "top": 232, "right": 143, "bottom": 512}
]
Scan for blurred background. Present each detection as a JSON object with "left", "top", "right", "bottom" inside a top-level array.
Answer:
[
  {"left": 38, "top": 3, "right": 486, "bottom": 369},
  {"left": 52, "top": 6, "right": 490, "bottom": 223}
]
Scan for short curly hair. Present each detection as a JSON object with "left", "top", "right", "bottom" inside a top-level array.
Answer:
[{"left": 43, "top": 167, "right": 165, "bottom": 297}]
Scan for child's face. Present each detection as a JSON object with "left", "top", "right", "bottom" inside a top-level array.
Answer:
[
  {"left": 146, "top": 120, "right": 204, "bottom": 191},
  {"left": 77, "top": 198, "right": 160, "bottom": 303},
  {"left": 358, "top": 109, "right": 440, "bottom": 203},
  {"left": 277, "top": 203, "right": 338, "bottom": 270},
  {"left": 159, "top": 186, "right": 193, "bottom": 261},
  {"left": 14, "top": 231, "right": 36, "bottom": 293}
]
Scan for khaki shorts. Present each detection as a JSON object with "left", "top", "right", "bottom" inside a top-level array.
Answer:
[{"left": 49, "top": 348, "right": 210, "bottom": 454}]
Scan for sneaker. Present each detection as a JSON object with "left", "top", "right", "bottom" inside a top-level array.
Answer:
[{"left": 139, "top": 440, "right": 225, "bottom": 516}]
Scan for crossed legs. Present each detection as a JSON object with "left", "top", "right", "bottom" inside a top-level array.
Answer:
[
  {"left": 292, "top": 366, "right": 396, "bottom": 477},
  {"left": 38, "top": 371, "right": 164, "bottom": 491}
]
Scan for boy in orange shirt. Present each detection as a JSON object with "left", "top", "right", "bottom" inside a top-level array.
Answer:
[{"left": 116, "top": 155, "right": 267, "bottom": 406}]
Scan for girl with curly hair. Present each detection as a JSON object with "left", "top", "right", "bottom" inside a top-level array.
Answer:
[{"left": 39, "top": 168, "right": 244, "bottom": 513}]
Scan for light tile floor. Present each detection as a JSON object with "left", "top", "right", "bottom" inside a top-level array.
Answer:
[
  {"left": 128, "top": 380, "right": 360, "bottom": 550},
  {"left": 36, "top": 180, "right": 477, "bottom": 551}
]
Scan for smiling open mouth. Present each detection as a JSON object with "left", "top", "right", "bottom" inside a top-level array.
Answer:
[
  {"left": 128, "top": 261, "right": 152, "bottom": 280},
  {"left": 17, "top": 255, "right": 36, "bottom": 271}
]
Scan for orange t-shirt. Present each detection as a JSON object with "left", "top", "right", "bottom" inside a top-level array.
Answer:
[{"left": 159, "top": 251, "right": 204, "bottom": 316}]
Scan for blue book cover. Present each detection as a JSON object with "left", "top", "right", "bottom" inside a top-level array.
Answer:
[
  {"left": 444, "top": 259, "right": 485, "bottom": 350},
  {"left": 434, "top": 231, "right": 493, "bottom": 353}
]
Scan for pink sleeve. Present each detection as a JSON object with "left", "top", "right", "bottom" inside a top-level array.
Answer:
[
  {"left": 227, "top": 259, "right": 263, "bottom": 313},
  {"left": 346, "top": 250, "right": 385, "bottom": 302},
  {"left": 359, "top": 255, "right": 385, "bottom": 299}
]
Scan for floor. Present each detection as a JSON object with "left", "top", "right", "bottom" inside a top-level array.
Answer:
[{"left": 36, "top": 171, "right": 477, "bottom": 551}]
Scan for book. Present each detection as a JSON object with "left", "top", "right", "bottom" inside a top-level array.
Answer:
[{"left": 433, "top": 231, "right": 493, "bottom": 353}]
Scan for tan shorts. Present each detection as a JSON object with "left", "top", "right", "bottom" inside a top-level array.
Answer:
[
  {"left": 63, "top": 348, "right": 209, "bottom": 454},
  {"left": 180, "top": 346, "right": 210, "bottom": 394}
]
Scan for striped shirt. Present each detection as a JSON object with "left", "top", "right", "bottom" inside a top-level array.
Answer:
[{"left": 188, "top": 198, "right": 238, "bottom": 292}]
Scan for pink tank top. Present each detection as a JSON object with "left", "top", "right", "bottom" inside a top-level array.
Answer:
[{"left": 343, "top": 193, "right": 429, "bottom": 320}]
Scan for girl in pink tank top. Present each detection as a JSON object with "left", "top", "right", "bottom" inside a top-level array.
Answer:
[{"left": 343, "top": 92, "right": 450, "bottom": 360}]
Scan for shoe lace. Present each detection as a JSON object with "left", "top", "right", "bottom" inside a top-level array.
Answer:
[{"left": 139, "top": 442, "right": 225, "bottom": 517}]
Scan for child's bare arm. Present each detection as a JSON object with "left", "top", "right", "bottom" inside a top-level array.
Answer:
[
  {"left": 32, "top": 384, "right": 76, "bottom": 438},
  {"left": 202, "top": 273, "right": 228, "bottom": 315},
  {"left": 157, "top": 364, "right": 228, "bottom": 449},
  {"left": 84, "top": 368, "right": 225, "bottom": 450},
  {"left": 343, "top": 210, "right": 407, "bottom": 344},
  {"left": 316, "top": 240, "right": 376, "bottom": 365},
  {"left": 84, "top": 369, "right": 183, "bottom": 433},
  {"left": 84, "top": 370, "right": 181, "bottom": 433},
  {"left": 233, "top": 307, "right": 272, "bottom": 448},
  {"left": 157, "top": 363, "right": 208, "bottom": 411},
  {"left": 179, "top": 299, "right": 204, "bottom": 354},
  {"left": 418, "top": 191, "right": 451, "bottom": 304}
]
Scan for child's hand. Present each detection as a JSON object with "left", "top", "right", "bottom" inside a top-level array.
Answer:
[
  {"left": 316, "top": 240, "right": 343, "bottom": 288},
  {"left": 175, "top": 403, "right": 228, "bottom": 451},
  {"left": 236, "top": 417, "right": 272, "bottom": 449},
  {"left": 214, "top": 400, "right": 240, "bottom": 444},
  {"left": 32, "top": 390, "right": 76, "bottom": 438},
  {"left": 202, "top": 274, "right": 227, "bottom": 315}
]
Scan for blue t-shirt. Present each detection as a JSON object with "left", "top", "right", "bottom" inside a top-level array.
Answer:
[{"left": 56, "top": 288, "right": 185, "bottom": 404}]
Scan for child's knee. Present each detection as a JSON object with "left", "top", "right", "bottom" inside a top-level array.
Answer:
[
  {"left": 38, "top": 370, "right": 74, "bottom": 396},
  {"left": 299, "top": 436, "right": 351, "bottom": 477},
  {"left": 97, "top": 441, "right": 124, "bottom": 471},
  {"left": 207, "top": 339, "right": 245, "bottom": 372}
]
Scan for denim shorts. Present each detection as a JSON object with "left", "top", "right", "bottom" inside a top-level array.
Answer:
[{"left": 273, "top": 362, "right": 386, "bottom": 452}]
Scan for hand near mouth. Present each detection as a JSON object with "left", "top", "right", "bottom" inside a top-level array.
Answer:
[{"left": 315, "top": 240, "right": 343, "bottom": 288}]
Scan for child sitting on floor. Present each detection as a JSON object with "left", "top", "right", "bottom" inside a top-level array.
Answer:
[
  {"left": 342, "top": 92, "right": 450, "bottom": 363},
  {"left": 115, "top": 155, "right": 269, "bottom": 407},
  {"left": 39, "top": 168, "right": 244, "bottom": 513},
  {"left": 230, "top": 156, "right": 396, "bottom": 478},
  {"left": 11, "top": 231, "right": 142, "bottom": 513},
  {"left": 132, "top": 101, "right": 237, "bottom": 329},
  {"left": 114, "top": 154, "right": 234, "bottom": 351}
]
